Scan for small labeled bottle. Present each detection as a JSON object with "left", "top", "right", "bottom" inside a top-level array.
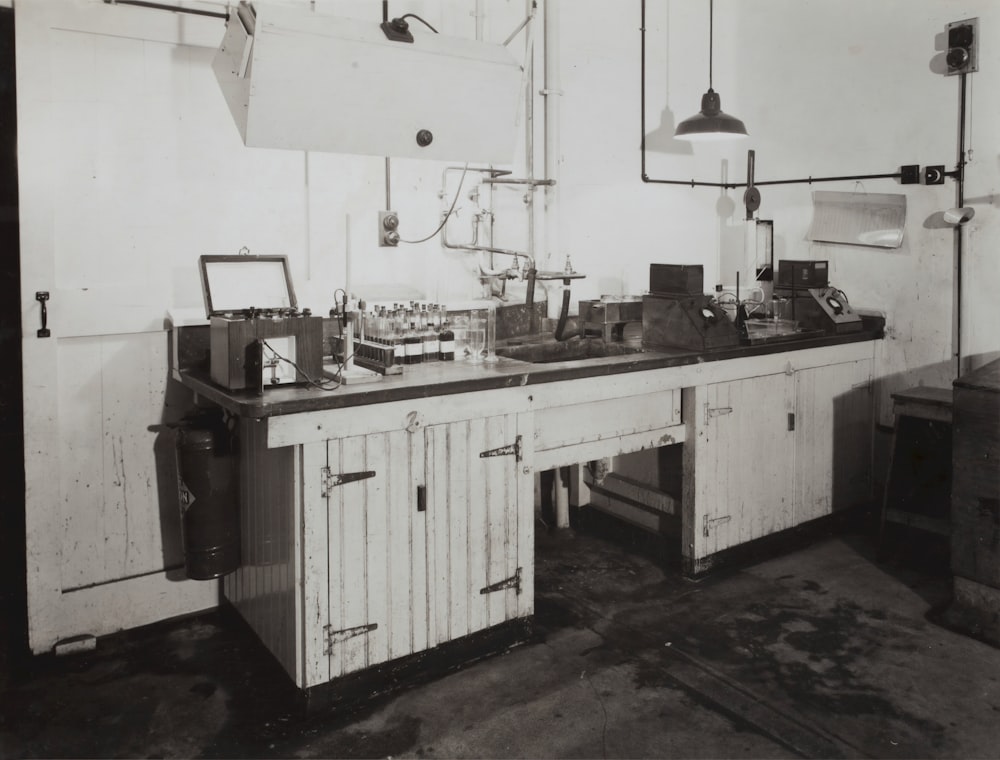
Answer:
[
  {"left": 393, "top": 306, "right": 406, "bottom": 365},
  {"left": 439, "top": 316, "right": 455, "bottom": 361},
  {"left": 422, "top": 306, "right": 439, "bottom": 362},
  {"left": 404, "top": 315, "right": 422, "bottom": 364}
]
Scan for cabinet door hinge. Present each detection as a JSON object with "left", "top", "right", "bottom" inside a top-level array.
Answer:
[
  {"left": 321, "top": 467, "right": 375, "bottom": 497},
  {"left": 703, "top": 514, "right": 732, "bottom": 537},
  {"left": 480, "top": 567, "right": 522, "bottom": 596},
  {"left": 480, "top": 435, "right": 522, "bottom": 462},
  {"left": 705, "top": 404, "right": 733, "bottom": 424},
  {"left": 323, "top": 622, "right": 378, "bottom": 654}
]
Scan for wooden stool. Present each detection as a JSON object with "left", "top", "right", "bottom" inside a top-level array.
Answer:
[{"left": 880, "top": 386, "right": 953, "bottom": 548}]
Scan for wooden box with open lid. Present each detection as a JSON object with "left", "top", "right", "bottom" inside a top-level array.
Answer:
[{"left": 200, "top": 254, "right": 323, "bottom": 391}]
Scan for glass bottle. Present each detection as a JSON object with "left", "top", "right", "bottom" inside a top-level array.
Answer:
[
  {"left": 404, "top": 314, "right": 422, "bottom": 364},
  {"left": 423, "top": 322, "right": 438, "bottom": 362},
  {"left": 438, "top": 315, "right": 455, "bottom": 361}
]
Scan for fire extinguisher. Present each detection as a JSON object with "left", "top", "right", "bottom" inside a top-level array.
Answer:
[{"left": 175, "top": 412, "right": 240, "bottom": 580}]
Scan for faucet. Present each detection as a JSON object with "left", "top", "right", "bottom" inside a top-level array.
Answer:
[{"left": 534, "top": 256, "right": 585, "bottom": 342}]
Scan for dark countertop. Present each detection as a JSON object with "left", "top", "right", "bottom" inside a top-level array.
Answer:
[
  {"left": 175, "top": 317, "right": 884, "bottom": 419},
  {"left": 953, "top": 357, "right": 1000, "bottom": 394}
]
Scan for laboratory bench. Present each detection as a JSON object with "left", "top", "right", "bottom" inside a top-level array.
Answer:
[{"left": 171, "top": 317, "right": 884, "bottom": 704}]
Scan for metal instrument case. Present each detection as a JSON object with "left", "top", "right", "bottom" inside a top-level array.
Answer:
[
  {"left": 777, "top": 260, "right": 829, "bottom": 290},
  {"left": 641, "top": 294, "right": 740, "bottom": 352},
  {"left": 199, "top": 255, "right": 323, "bottom": 391},
  {"left": 649, "top": 264, "right": 705, "bottom": 296}
]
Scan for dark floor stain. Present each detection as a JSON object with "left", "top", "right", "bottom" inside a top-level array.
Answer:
[
  {"left": 666, "top": 595, "right": 949, "bottom": 748},
  {"left": 533, "top": 594, "right": 587, "bottom": 630},
  {"left": 277, "top": 714, "right": 422, "bottom": 760}
]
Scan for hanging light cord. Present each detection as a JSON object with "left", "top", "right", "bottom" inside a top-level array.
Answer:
[{"left": 708, "top": 0, "right": 714, "bottom": 90}]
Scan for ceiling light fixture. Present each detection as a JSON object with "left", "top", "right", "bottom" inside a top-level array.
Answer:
[{"left": 674, "top": 0, "right": 748, "bottom": 141}]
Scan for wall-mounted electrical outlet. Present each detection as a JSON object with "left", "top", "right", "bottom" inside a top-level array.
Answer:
[
  {"left": 379, "top": 211, "right": 400, "bottom": 247},
  {"left": 945, "top": 18, "right": 978, "bottom": 76},
  {"left": 925, "top": 165, "right": 946, "bottom": 185}
]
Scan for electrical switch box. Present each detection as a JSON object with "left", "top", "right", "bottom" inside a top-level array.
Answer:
[
  {"left": 379, "top": 211, "right": 400, "bottom": 247},
  {"left": 945, "top": 18, "right": 978, "bottom": 76},
  {"left": 900, "top": 165, "right": 920, "bottom": 185}
]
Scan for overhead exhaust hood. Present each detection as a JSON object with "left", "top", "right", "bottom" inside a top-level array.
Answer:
[{"left": 212, "top": 2, "right": 523, "bottom": 164}]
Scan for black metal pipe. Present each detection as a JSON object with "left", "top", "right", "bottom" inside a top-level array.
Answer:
[
  {"left": 955, "top": 72, "right": 968, "bottom": 376},
  {"left": 105, "top": 0, "right": 227, "bottom": 19},
  {"left": 640, "top": 0, "right": 647, "bottom": 181},
  {"left": 642, "top": 171, "right": 904, "bottom": 191}
]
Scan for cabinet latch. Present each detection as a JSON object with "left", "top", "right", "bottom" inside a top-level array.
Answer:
[
  {"left": 323, "top": 622, "right": 378, "bottom": 654},
  {"left": 321, "top": 467, "right": 375, "bottom": 497},
  {"left": 480, "top": 435, "right": 522, "bottom": 462},
  {"left": 703, "top": 514, "right": 732, "bottom": 537},
  {"left": 480, "top": 567, "right": 522, "bottom": 596},
  {"left": 705, "top": 405, "right": 734, "bottom": 424}
]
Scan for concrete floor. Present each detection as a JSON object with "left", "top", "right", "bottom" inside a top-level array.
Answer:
[{"left": 2, "top": 510, "right": 999, "bottom": 759}]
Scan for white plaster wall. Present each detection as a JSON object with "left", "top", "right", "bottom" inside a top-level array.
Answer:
[{"left": 555, "top": 0, "right": 1000, "bottom": 417}]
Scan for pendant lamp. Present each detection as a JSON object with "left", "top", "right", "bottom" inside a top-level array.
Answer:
[{"left": 674, "top": 0, "right": 748, "bottom": 141}]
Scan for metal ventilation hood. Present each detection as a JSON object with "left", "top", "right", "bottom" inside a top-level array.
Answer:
[{"left": 212, "top": 2, "right": 523, "bottom": 164}]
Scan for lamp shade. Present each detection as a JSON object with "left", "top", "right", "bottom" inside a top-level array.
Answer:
[{"left": 675, "top": 89, "right": 748, "bottom": 141}]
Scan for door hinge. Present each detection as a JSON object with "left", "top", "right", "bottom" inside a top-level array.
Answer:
[
  {"left": 705, "top": 404, "right": 733, "bottom": 424},
  {"left": 703, "top": 514, "right": 732, "bottom": 537},
  {"left": 480, "top": 567, "right": 522, "bottom": 596},
  {"left": 480, "top": 435, "right": 522, "bottom": 462},
  {"left": 321, "top": 467, "right": 375, "bottom": 497},
  {"left": 323, "top": 622, "right": 377, "bottom": 654}
]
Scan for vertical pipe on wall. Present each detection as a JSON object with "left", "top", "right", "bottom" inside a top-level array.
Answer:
[
  {"left": 542, "top": 0, "right": 561, "bottom": 310},
  {"left": 524, "top": 0, "right": 537, "bottom": 324},
  {"left": 954, "top": 72, "right": 967, "bottom": 377},
  {"left": 542, "top": 0, "right": 569, "bottom": 529}
]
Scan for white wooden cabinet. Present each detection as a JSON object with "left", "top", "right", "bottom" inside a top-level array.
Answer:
[
  {"left": 683, "top": 372, "right": 797, "bottom": 561},
  {"left": 225, "top": 401, "right": 534, "bottom": 691},
  {"left": 683, "top": 354, "right": 874, "bottom": 574},
  {"left": 793, "top": 360, "right": 875, "bottom": 523},
  {"left": 217, "top": 340, "right": 878, "bottom": 690}
]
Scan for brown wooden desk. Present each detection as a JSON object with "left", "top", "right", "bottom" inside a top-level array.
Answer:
[{"left": 880, "top": 386, "right": 953, "bottom": 544}]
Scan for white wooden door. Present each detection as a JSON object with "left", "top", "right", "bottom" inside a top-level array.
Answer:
[
  {"left": 15, "top": 2, "right": 303, "bottom": 652},
  {"left": 316, "top": 429, "right": 429, "bottom": 682},
  {"left": 793, "top": 359, "right": 874, "bottom": 523},
  {"left": 425, "top": 413, "right": 527, "bottom": 648},
  {"left": 685, "top": 374, "right": 796, "bottom": 564}
]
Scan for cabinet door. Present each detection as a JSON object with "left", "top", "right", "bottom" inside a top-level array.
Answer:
[
  {"left": 425, "top": 413, "right": 528, "bottom": 647},
  {"left": 320, "top": 429, "right": 429, "bottom": 680},
  {"left": 685, "top": 374, "right": 795, "bottom": 565},
  {"left": 793, "top": 359, "right": 874, "bottom": 523}
]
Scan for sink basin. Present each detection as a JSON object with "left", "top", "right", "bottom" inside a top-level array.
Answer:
[{"left": 495, "top": 337, "right": 644, "bottom": 364}]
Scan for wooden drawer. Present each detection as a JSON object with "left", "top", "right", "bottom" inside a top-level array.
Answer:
[{"left": 534, "top": 389, "right": 682, "bottom": 469}]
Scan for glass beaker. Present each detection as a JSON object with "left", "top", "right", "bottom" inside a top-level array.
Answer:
[
  {"left": 467, "top": 308, "right": 486, "bottom": 363},
  {"left": 484, "top": 303, "right": 498, "bottom": 363},
  {"left": 450, "top": 313, "right": 469, "bottom": 360}
]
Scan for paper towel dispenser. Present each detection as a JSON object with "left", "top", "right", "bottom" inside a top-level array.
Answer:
[{"left": 212, "top": 2, "right": 523, "bottom": 164}]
